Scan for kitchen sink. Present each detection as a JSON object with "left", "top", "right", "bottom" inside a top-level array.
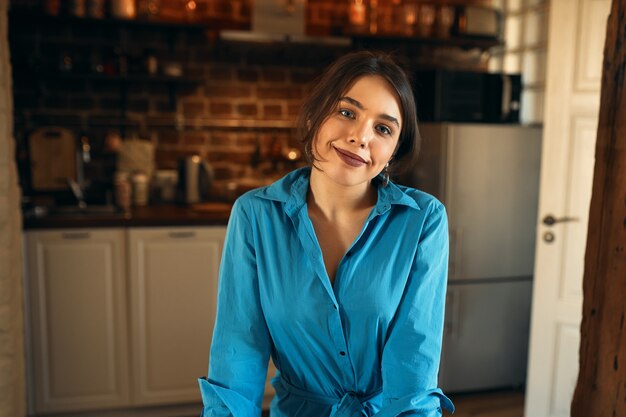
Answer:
[{"left": 50, "top": 205, "right": 123, "bottom": 216}]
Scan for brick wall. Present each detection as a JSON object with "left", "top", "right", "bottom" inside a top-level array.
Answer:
[
  {"left": 9, "top": 0, "right": 492, "bottom": 204},
  {"left": 9, "top": 6, "right": 351, "bottom": 202},
  {"left": 0, "top": 2, "right": 27, "bottom": 416}
]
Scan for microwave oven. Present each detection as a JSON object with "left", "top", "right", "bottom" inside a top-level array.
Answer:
[{"left": 413, "top": 70, "right": 522, "bottom": 123}]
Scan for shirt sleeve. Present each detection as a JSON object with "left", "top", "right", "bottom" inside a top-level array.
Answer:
[
  {"left": 198, "top": 198, "right": 271, "bottom": 417},
  {"left": 376, "top": 202, "right": 455, "bottom": 417}
]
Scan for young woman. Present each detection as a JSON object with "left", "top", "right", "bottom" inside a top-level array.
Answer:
[{"left": 198, "top": 51, "right": 454, "bottom": 417}]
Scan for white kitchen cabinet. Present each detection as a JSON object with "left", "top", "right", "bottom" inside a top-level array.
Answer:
[
  {"left": 25, "top": 229, "right": 130, "bottom": 414},
  {"left": 25, "top": 224, "right": 279, "bottom": 415},
  {"left": 128, "top": 226, "right": 225, "bottom": 405}
]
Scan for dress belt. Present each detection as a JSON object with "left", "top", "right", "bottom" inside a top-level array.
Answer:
[{"left": 273, "top": 376, "right": 382, "bottom": 417}]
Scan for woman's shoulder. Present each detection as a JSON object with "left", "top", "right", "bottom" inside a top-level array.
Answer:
[
  {"left": 229, "top": 187, "right": 272, "bottom": 216},
  {"left": 389, "top": 181, "right": 446, "bottom": 214},
  {"left": 230, "top": 168, "right": 309, "bottom": 214}
]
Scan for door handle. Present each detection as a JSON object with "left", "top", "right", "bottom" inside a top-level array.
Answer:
[
  {"left": 62, "top": 232, "right": 91, "bottom": 240},
  {"left": 542, "top": 214, "right": 579, "bottom": 226}
]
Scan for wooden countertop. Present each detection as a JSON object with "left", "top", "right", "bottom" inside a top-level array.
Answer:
[{"left": 23, "top": 202, "right": 233, "bottom": 230}]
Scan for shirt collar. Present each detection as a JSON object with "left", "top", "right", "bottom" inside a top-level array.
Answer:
[{"left": 254, "top": 167, "right": 421, "bottom": 216}]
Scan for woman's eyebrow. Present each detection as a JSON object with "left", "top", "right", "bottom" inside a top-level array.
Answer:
[
  {"left": 339, "top": 96, "right": 364, "bottom": 109},
  {"left": 339, "top": 96, "right": 400, "bottom": 128}
]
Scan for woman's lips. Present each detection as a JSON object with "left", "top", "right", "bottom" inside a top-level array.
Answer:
[{"left": 334, "top": 146, "right": 368, "bottom": 167}]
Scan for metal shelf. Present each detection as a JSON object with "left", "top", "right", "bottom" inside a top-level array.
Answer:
[{"left": 349, "top": 33, "right": 504, "bottom": 50}]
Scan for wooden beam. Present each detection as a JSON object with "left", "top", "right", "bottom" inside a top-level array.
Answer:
[{"left": 571, "top": 0, "right": 626, "bottom": 416}]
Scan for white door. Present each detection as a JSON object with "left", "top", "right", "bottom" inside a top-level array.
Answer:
[
  {"left": 128, "top": 226, "right": 225, "bottom": 405},
  {"left": 25, "top": 229, "right": 130, "bottom": 413},
  {"left": 524, "top": 0, "right": 610, "bottom": 416}
]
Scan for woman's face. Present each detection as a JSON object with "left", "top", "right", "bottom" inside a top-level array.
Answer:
[{"left": 312, "top": 75, "right": 402, "bottom": 188}]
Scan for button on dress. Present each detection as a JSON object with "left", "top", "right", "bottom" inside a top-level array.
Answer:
[{"left": 198, "top": 167, "right": 454, "bottom": 417}]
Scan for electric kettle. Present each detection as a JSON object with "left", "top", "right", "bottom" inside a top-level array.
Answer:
[{"left": 176, "top": 155, "right": 214, "bottom": 204}]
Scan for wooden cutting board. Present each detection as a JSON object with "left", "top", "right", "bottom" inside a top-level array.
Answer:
[{"left": 29, "top": 127, "right": 76, "bottom": 191}]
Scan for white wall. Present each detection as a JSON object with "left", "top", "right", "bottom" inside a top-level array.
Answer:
[{"left": 0, "top": 2, "right": 26, "bottom": 416}]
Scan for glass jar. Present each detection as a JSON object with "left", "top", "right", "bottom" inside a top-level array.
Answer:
[
  {"left": 114, "top": 171, "right": 132, "bottom": 211},
  {"left": 137, "top": 0, "right": 160, "bottom": 20},
  {"left": 131, "top": 172, "right": 150, "bottom": 206},
  {"left": 110, "top": 0, "right": 137, "bottom": 19},
  {"left": 348, "top": 0, "right": 369, "bottom": 33},
  {"left": 417, "top": 3, "right": 436, "bottom": 37},
  {"left": 403, "top": 0, "right": 419, "bottom": 36},
  {"left": 435, "top": 5, "right": 455, "bottom": 38}
]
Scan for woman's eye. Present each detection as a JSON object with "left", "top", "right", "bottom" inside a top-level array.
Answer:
[
  {"left": 376, "top": 125, "right": 392, "bottom": 136},
  {"left": 339, "top": 108, "right": 355, "bottom": 118}
]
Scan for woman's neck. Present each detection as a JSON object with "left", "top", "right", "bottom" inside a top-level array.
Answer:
[{"left": 307, "top": 167, "right": 377, "bottom": 220}]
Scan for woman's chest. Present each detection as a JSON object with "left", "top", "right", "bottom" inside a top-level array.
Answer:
[{"left": 252, "top": 214, "right": 419, "bottom": 326}]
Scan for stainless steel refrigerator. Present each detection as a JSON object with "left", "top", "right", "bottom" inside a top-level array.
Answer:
[{"left": 399, "top": 123, "right": 542, "bottom": 392}]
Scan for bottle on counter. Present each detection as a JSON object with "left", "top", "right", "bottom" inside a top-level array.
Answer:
[{"left": 114, "top": 171, "right": 132, "bottom": 212}]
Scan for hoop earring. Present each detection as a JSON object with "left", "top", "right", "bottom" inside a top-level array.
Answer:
[{"left": 382, "top": 162, "right": 390, "bottom": 187}]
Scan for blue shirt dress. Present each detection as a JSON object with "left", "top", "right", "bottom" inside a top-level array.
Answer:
[{"left": 198, "top": 167, "right": 454, "bottom": 417}]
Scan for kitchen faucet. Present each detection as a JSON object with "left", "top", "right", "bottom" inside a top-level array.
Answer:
[
  {"left": 67, "top": 134, "right": 91, "bottom": 208},
  {"left": 67, "top": 178, "right": 86, "bottom": 209}
]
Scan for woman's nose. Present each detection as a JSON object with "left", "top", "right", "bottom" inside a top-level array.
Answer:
[{"left": 348, "top": 123, "right": 373, "bottom": 147}]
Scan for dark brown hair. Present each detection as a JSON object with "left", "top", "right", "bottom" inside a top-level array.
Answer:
[{"left": 296, "top": 50, "right": 419, "bottom": 179}]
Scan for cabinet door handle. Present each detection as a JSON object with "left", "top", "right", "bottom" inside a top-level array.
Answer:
[
  {"left": 62, "top": 232, "right": 91, "bottom": 240},
  {"left": 168, "top": 231, "right": 196, "bottom": 239}
]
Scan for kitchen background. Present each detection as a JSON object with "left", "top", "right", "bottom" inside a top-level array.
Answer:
[
  {"left": 0, "top": 0, "right": 550, "bottom": 416},
  {"left": 8, "top": 0, "right": 546, "bottom": 208}
]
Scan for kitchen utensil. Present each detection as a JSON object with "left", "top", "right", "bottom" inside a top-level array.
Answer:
[
  {"left": 29, "top": 127, "right": 77, "bottom": 191},
  {"left": 153, "top": 169, "right": 178, "bottom": 202},
  {"left": 177, "top": 156, "right": 214, "bottom": 204}
]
